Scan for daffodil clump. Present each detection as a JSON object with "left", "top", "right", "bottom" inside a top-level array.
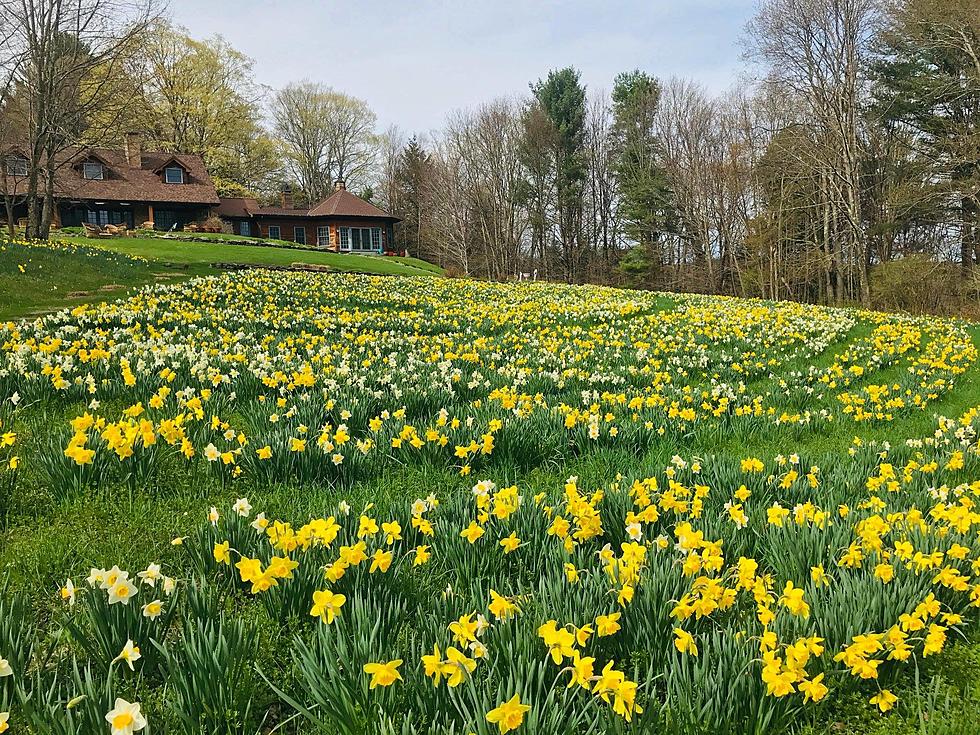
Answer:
[{"left": 0, "top": 269, "right": 979, "bottom": 733}]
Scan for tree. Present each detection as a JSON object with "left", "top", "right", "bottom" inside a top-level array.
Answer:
[
  {"left": 519, "top": 103, "right": 557, "bottom": 277},
  {"left": 138, "top": 22, "right": 276, "bottom": 193},
  {"left": 272, "top": 82, "right": 377, "bottom": 203},
  {"left": 611, "top": 70, "right": 674, "bottom": 287},
  {"left": 0, "top": 18, "right": 26, "bottom": 237},
  {"left": 531, "top": 67, "right": 588, "bottom": 282},
  {"left": 873, "top": 0, "right": 980, "bottom": 274},
  {"left": 394, "top": 136, "right": 433, "bottom": 260},
  {"left": 0, "top": 0, "right": 159, "bottom": 239},
  {"left": 746, "top": 0, "right": 878, "bottom": 305}
]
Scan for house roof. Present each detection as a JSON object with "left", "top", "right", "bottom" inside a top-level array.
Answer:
[
  {"left": 216, "top": 189, "right": 399, "bottom": 221},
  {"left": 215, "top": 197, "right": 259, "bottom": 218},
  {"left": 308, "top": 189, "right": 397, "bottom": 219},
  {"left": 1, "top": 145, "right": 220, "bottom": 205}
]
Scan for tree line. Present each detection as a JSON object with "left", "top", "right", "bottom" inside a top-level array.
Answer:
[
  {"left": 2, "top": 0, "right": 978, "bottom": 312},
  {"left": 384, "top": 0, "right": 979, "bottom": 313}
]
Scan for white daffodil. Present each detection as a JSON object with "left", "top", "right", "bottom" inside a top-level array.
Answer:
[
  {"left": 60, "top": 578, "right": 76, "bottom": 605},
  {"left": 142, "top": 600, "right": 163, "bottom": 619},
  {"left": 107, "top": 578, "right": 137, "bottom": 605},
  {"left": 113, "top": 639, "right": 141, "bottom": 671},
  {"left": 251, "top": 512, "right": 268, "bottom": 534},
  {"left": 99, "top": 565, "right": 128, "bottom": 591},
  {"left": 105, "top": 698, "right": 146, "bottom": 734},
  {"left": 137, "top": 563, "right": 161, "bottom": 587}
]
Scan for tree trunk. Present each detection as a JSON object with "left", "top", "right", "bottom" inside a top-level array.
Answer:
[{"left": 963, "top": 196, "right": 977, "bottom": 276}]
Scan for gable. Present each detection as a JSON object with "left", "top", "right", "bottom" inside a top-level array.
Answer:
[{"left": 308, "top": 189, "right": 397, "bottom": 220}]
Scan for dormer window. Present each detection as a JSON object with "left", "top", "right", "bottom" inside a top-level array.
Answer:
[
  {"left": 164, "top": 166, "right": 184, "bottom": 184},
  {"left": 4, "top": 155, "right": 27, "bottom": 177},
  {"left": 82, "top": 161, "right": 104, "bottom": 180}
]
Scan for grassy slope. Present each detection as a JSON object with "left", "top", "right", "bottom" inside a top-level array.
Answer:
[
  {"left": 87, "top": 235, "right": 443, "bottom": 276},
  {"left": 1, "top": 274, "right": 978, "bottom": 733},
  {"left": 0, "top": 240, "right": 197, "bottom": 319},
  {"left": 0, "top": 234, "right": 443, "bottom": 319}
]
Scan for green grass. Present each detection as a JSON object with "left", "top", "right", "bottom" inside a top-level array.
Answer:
[
  {"left": 0, "top": 239, "right": 201, "bottom": 320},
  {"left": 0, "top": 234, "right": 443, "bottom": 319},
  {"left": 79, "top": 233, "right": 443, "bottom": 276}
]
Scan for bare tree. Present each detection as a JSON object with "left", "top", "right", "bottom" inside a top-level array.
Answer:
[
  {"left": 0, "top": 0, "right": 159, "bottom": 239},
  {"left": 746, "top": 0, "right": 878, "bottom": 305},
  {"left": 271, "top": 81, "right": 377, "bottom": 203}
]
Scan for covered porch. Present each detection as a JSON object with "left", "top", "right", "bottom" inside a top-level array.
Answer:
[{"left": 59, "top": 201, "right": 213, "bottom": 231}]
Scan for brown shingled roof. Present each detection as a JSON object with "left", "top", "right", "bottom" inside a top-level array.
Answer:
[
  {"left": 215, "top": 197, "right": 259, "bottom": 218},
  {"left": 308, "top": 189, "right": 397, "bottom": 219},
  {"left": 1, "top": 145, "right": 220, "bottom": 205},
  {"left": 239, "top": 189, "right": 399, "bottom": 221},
  {"left": 251, "top": 206, "right": 312, "bottom": 217}
]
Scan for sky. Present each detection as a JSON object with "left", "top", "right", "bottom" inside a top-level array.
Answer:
[{"left": 167, "top": 0, "right": 757, "bottom": 134}]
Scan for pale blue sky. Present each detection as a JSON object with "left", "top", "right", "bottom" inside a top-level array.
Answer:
[{"left": 168, "top": 0, "right": 755, "bottom": 133}]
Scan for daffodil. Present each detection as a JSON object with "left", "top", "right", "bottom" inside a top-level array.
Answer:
[
  {"left": 363, "top": 659, "right": 402, "bottom": 688},
  {"left": 486, "top": 693, "right": 530, "bottom": 734},
  {"left": 141, "top": 600, "right": 163, "bottom": 619},
  {"left": 113, "top": 639, "right": 142, "bottom": 670},
  {"left": 105, "top": 698, "right": 146, "bottom": 734},
  {"left": 310, "top": 589, "right": 346, "bottom": 624}
]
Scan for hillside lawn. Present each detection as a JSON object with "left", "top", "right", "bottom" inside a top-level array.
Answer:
[
  {"left": 3, "top": 319, "right": 980, "bottom": 735},
  {"left": 1, "top": 247, "right": 980, "bottom": 734},
  {"left": 0, "top": 232, "right": 442, "bottom": 319}
]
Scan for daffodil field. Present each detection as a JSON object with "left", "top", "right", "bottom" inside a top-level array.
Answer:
[{"left": 1, "top": 263, "right": 980, "bottom": 734}]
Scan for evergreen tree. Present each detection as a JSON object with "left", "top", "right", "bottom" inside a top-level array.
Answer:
[
  {"left": 394, "top": 137, "right": 433, "bottom": 260},
  {"left": 611, "top": 70, "right": 674, "bottom": 287},
  {"left": 873, "top": 0, "right": 980, "bottom": 273},
  {"left": 531, "top": 67, "right": 587, "bottom": 281}
]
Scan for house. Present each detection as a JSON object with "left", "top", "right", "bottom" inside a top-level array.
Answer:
[
  {"left": 216, "top": 182, "right": 401, "bottom": 254},
  {"left": 1, "top": 132, "right": 219, "bottom": 230}
]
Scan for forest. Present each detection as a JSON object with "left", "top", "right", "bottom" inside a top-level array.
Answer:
[{"left": 1, "top": 0, "right": 979, "bottom": 313}]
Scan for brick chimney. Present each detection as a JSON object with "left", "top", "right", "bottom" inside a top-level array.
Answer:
[
  {"left": 279, "top": 187, "right": 293, "bottom": 209},
  {"left": 124, "top": 131, "right": 142, "bottom": 167},
  {"left": 334, "top": 179, "right": 346, "bottom": 192}
]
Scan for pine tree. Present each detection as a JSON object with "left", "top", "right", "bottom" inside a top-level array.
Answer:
[
  {"left": 873, "top": 0, "right": 980, "bottom": 273},
  {"left": 611, "top": 70, "right": 674, "bottom": 288}
]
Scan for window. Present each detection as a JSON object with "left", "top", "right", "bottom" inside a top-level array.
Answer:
[
  {"left": 82, "top": 162, "right": 104, "bottom": 180},
  {"left": 294, "top": 226, "right": 306, "bottom": 245},
  {"left": 86, "top": 210, "right": 109, "bottom": 226},
  {"left": 85, "top": 209, "right": 133, "bottom": 227},
  {"left": 317, "top": 226, "right": 330, "bottom": 247},
  {"left": 4, "top": 156, "right": 27, "bottom": 177},
  {"left": 340, "top": 226, "right": 382, "bottom": 252},
  {"left": 268, "top": 225, "right": 281, "bottom": 240},
  {"left": 154, "top": 210, "right": 178, "bottom": 231},
  {"left": 164, "top": 166, "right": 184, "bottom": 184},
  {"left": 239, "top": 221, "right": 251, "bottom": 237}
]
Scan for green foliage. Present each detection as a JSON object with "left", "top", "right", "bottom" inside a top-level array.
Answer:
[
  {"left": 154, "top": 615, "right": 261, "bottom": 734},
  {"left": 609, "top": 70, "right": 674, "bottom": 288}
]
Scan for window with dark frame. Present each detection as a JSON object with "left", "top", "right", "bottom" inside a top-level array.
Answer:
[
  {"left": 268, "top": 225, "right": 281, "bottom": 240},
  {"left": 294, "top": 226, "right": 306, "bottom": 245},
  {"left": 5, "top": 156, "right": 28, "bottom": 177},
  {"left": 82, "top": 161, "right": 104, "bottom": 180}
]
